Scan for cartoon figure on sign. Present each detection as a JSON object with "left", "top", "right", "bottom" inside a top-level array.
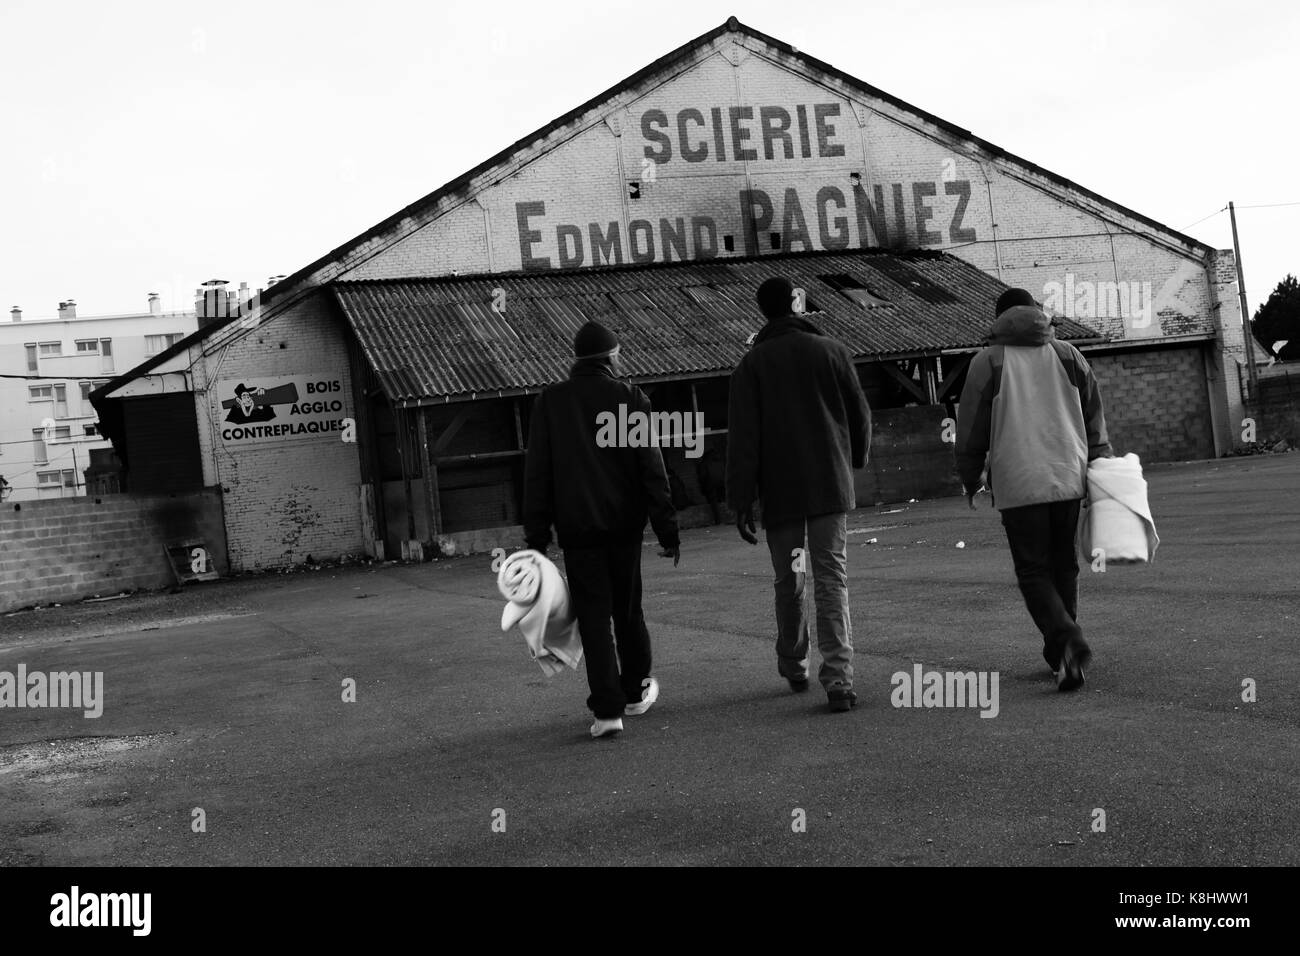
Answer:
[{"left": 222, "top": 381, "right": 298, "bottom": 424}]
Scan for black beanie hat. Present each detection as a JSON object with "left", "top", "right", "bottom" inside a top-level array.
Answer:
[
  {"left": 995, "top": 288, "right": 1037, "bottom": 318},
  {"left": 574, "top": 320, "right": 620, "bottom": 359},
  {"left": 756, "top": 276, "right": 797, "bottom": 320}
]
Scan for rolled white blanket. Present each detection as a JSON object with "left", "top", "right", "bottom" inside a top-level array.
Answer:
[
  {"left": 1079, "top": 453, "right": 1159, "bottom": 564},
  {"left": 497, "top": 549, "right": 583, "bottom": 675}
]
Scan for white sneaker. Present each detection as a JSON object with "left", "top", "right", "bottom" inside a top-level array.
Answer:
[
  {"left": 590, "top": 717, "right": 623, "bottom": 739},
  {"left": 625, "top": 677, "right": 660, "bottom": 716}
]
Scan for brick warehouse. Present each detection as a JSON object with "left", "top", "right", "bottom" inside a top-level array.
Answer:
[{"left": 91, "top": 18, "right": 1249, "bottom": 571}]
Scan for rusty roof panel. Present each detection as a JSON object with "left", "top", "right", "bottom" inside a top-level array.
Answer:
[{"left": 333, "top": 250, "right": 1104, "bottom": 404}]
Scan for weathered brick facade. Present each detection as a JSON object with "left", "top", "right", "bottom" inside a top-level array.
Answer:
[{"left": 115, "top": 20, "right": 1245, "bottom": 567}]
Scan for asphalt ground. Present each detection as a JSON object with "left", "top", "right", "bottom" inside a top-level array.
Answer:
[{"left": 1, "top": 453, "right": 1296, "bottom": 866}]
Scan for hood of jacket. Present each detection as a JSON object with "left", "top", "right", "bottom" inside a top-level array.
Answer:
[
  {"left": 752, "top": 315, "right": 825, "bottom": 346},
  {"left": 989, "top": 305, "right": 1055, "bottom": 346}
]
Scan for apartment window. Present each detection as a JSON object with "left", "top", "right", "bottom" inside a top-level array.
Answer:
[
  {"left": 29, "top": 385, "right": 53, "bottom": 401},
  {"left": 32, "top": 430, "right": 47, "bottom": 464},
  {"left": 80, "top": 382, "right": 93, "bottom": 402},
  {"left": 53, "top": 425, "right": 71, "bottom": 440},
  {"left": 37, "top": 470, "right": 75, "bottom": 492},
  {"left": 25, "top": 344, "right": 37, "bottom": 372},
  {"left": 84, "top": 423, "right": 98, "bottom": 437},
  {"left": 38, "top": 341, "right": 62, "bottom": 356},
  {"left": 54, "top": 384, "right": 68, "bottom": 418},
  {"left": 145, "top": 332, "right": 183, "bottom": 355},
  {"left": 100, "top": 338, "right": 114, "bottom": 373},
  {"left": 75, "top": 339, "right": 99, "bottom": 353}
]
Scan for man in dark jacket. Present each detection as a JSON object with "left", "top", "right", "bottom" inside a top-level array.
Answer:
[
  {"left": 726, "top": 277, "right": 872, "bottom": 712},
  {"left": 955, "top": 288, "right": 1113, "bottom": 691},
  {"left": 523, "top": 321, "right": 681, "bottom": 738}
]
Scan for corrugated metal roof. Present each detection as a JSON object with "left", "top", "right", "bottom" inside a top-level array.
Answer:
[{"left": 333, "top": 251, "right": 1105, "bottom": 405}]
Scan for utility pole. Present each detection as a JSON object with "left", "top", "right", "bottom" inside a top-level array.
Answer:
[{"left": 1229, "top": 201, "right": 1258, "bottom": 399}]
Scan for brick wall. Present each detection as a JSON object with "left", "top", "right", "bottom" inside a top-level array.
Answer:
[
  {"left": 191, "top": 291, "right": 364, "bottom": 570},
  {"left": 0, "top": 489, "right": 227, "bottom": 613},
  {"left": 1087, "top": 344, "right": 1215, "bottom": 463},
  {"left": 1252, "top": 370, "right": 1300, "bottom": 444}
]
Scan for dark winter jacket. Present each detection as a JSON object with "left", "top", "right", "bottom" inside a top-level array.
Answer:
[
  {"left": 523, "top": 361, "right": 679, "bottom": 552},
  {"left": 955, "top": 305, "right": 1113, "bottom": 510},
  {"left": 725, "top": 317, "right": 872, "bottom": 525}
]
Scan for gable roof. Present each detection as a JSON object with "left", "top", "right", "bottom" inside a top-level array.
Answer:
[
  {"left": 260, "top": 17, "right": 1213, "bottom": 313},
  {"left": 334, "top": 248, "right": 1104, "bottom": 406},
  {"left": 94, "top": 16, "right": 1207, "bottom": 398}
]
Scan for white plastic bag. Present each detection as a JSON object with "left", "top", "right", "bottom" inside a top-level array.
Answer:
[{"left": 1078, "top": 453, "right": 1159, "bottom": 565}]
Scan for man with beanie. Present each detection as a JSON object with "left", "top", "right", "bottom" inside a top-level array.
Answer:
[
  {"left": 726, "top": 276, "right": 872, "bottom": 713},
  {"left": 955, "top": 288, "right": 1113, "bottom": 691},
  {"left": 523, "top": 320, "right": 681, "bottom": 739}
]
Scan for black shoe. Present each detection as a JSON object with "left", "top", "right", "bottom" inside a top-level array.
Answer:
[
  {"left": 828, "top": 688, "right": 857, "bottom": 712},
  {"left": 1042, "top": 645, "right": 1062, "bottom": 676},
  {"left": 787, "top": 677, "right": 810, "bottom": 693},
  {"left": 1058, "top": 641, "right": 1092, "bottom": 693}
]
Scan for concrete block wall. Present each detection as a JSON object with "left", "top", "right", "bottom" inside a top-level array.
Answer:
[
  {"left": 0, "top": 490, "right": 227, "bottom": 612},
  {"left": 1088, "top": 345, "right": 1216, "bottom": 463}
]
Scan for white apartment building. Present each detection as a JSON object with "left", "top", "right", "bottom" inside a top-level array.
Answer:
[{"left": 0, "top": 296, "right": 197, "bottom": 500}]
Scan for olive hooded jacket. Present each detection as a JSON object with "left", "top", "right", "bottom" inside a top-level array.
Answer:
[{"left": 955, "top": 305, "right": 1113, "bottom": 511}]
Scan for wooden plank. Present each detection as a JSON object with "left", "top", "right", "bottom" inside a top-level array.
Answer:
[
  {"left": 429, "top": 460, "right": 443, "bottom": 536},
  {"left": 937, "top": 354, "right": 973, "bottom": 402},
  {"left": 922, "top": 358, "right": 939, "bottom": 404},
  {"left": 417, "top": 408, "right": 440, "bottom": 539},
  {"left": 399, "top": 409, "right": 416, "bottom": 541},
  {"left": 437, "top": 450, "right": 526, "bottom": 464},
  {"left": 164, "top": 540, "right": 219, "bottom": 584},
  {"left": 431, "top": 408, "right": 471, "bottom": 457},
  {"left": 875, "top": 360, "right": 928, "bottom": 404}
]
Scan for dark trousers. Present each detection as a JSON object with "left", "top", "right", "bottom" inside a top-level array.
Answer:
[
  {"left": 562, "top": 541, "right": 652, "bottom": 719},
  {"left": 999, "top": 499, "right": 1087, "bottom": 664}
]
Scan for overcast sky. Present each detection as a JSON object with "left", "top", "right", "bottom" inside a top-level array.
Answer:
[{"left": 1, "top": 0, "right": 1294, "bottom": 320}]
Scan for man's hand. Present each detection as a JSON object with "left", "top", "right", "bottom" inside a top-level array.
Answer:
[
  {"left": 659, "top": 546, "right": 681, "bottom": 567},
  {"left": 736, "top": 505, "right": 758, "bottom": 545}
]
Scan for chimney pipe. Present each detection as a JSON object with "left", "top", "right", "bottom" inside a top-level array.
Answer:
[
  {"left": 148, "top": 292, "right": 161, "bottom": 315},
  {"left": 197, "top": 279, "right": 230, "bottom": 329},
  {"left": 58, "top": 299, "right": 77, "bottom": 320},
  {"left": 10, "top": 306, "right": 20, "bottom": 323}
]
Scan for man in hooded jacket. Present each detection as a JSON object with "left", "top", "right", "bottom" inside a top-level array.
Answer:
[
  {"left": 523, "top": 321, "right": 680, "bottom": 739},
  {"left": 955, "top": 288, "right": 1113, "bottom": 691}
]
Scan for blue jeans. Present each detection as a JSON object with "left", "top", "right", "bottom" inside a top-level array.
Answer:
[{"left": 765, "top": 512, "right": 854, "bottom": 690}]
